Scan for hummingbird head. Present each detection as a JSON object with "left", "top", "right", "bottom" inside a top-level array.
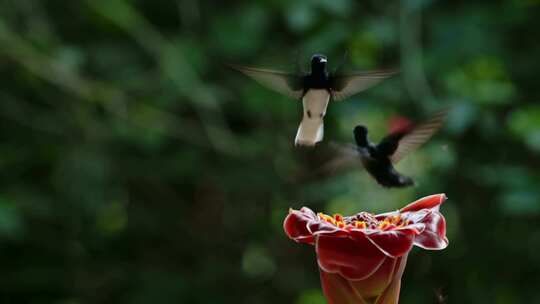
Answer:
[
  {"left": 353, "top": 125, "right": 369, "bottom": 147},
  {"left": 311, "top": 54, "right": 328, "bottom": 72}
]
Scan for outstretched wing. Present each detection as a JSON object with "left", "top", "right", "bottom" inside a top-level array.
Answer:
[
  {"left": 390, "top": 110, "right": 448, "bottom": 163},
  {"left": 316, "top": 142, "right": 366, "bottom": 175},
  {"left": 376, "top": 132, "right": 407, "bottom": 156},
  {"left": 329, "top": 69, "right": 398, "bottom": 101},
  {"left": 228, "top": 64, "right": 304, "bottom": 99}
]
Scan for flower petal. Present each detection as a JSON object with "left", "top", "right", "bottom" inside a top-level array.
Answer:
[
  {"left": 319, "top": 270, "right": 368, "bottom": 304},
  {"left": 396, "top": 222, "right": 425, "bottom": 234},
  {"left": 364, "top": 229, "right": 416, "bottom": 258},
  {"left": 308, "top": 221, "right": 344, "bottom": 236},
  {"left": 400, "top": 209, "right": 430, "bottom": 224},
  {"left": 374, "top": 254, "right": 409, "bottom": 304},
  {"left": 316, "top": 232, "right": 387, "bottom": 280},
  {"left": 400, "top": 194, "right": 447, "bottom": 213},
  {"left": 348, "top": 257, "right": 398, "bottom": 298},
  {"left": 283, "top": 207, "right": 317, "bottom": 244},
  {"left": 414, "top": 211, "right": 449, "bottom": 250}
]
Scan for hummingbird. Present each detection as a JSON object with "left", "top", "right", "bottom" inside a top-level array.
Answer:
[
  {"left": 353, "top": 110, "right": 448, "bottom": 187},
  {"left": 229, "top": 54, "right": 397, "bottom": 146},
  {"left": 324, "top": 110, "right": 448, "bottom": 188}
]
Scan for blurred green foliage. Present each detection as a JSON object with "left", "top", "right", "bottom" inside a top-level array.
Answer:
[{"left": 0, "top": 0, "right": 539, "bottom": 303}]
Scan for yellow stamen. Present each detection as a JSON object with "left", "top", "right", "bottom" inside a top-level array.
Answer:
[
  {"left": 318, "top": 213, "right": 336, "bottom": 225},
  {"left": 378, "top": 220, "right": 393, "bottom": 230},
  {"left": 354, "top": 221, "right": 367, "bottom": 229},
  {"left": 388, "top": 215, "right": 401, "bottom": 224}
]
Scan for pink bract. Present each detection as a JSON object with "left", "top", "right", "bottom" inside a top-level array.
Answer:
[{"left": 284, "top": 194, "right": 449, "bottom": 304}]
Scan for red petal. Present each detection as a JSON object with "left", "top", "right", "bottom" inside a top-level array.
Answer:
[
  {"left": 320, "top": 256, "right": 408, "bottom": 303},
  {"left": 400, "top": 194, "right": 447, "bottom": 213},
  {"left": 374, "top": 254, "right": 409, "bottom": 304},
  {"left": 396, "top": 223, "right": 425, "bottom": 234},
  {"left": 414, "top": 211, "right": 449, "bottom": 250},
  {"left": 308, "top": 221, "right": 344, "bottom": 236},
  {"left": 319, "top": 270, "right": 368, "bottom": 304},
  {"left": 400, "top": 209, "right": 429, "bottom": 224},
  {"left": 364, "top": 229, "right": 416, "bottom": 258},
  {"left": 348, "top": 257, "right": 398, "bottom": 298},
  {"left": 316, "top": 232, "right": 387, "bottom": 280},
  {"left": 283, "top": 207, "right": 317, "bottom": 244}
]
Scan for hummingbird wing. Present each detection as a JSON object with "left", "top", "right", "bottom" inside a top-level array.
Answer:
[
  {"left": 332, "top": 51, "right": 349, "bottom": 76},
  {"left": 376, "top": 132, "right": 406, "bottom": 156},
  {"left": 228, "top": 64, "right": 304, "bottom": 99},
  {"left": 329, "top": 69, "right": 398, "bottom": 101},
  {"left": 316, "top": 142, "right": 367, "bottom": 175},
  {"left": 388, "top": 110, "right": 448, "bottom": 164}
]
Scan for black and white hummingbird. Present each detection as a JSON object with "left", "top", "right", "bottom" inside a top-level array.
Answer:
[
  {"left": 229, "top": 54, "right": 397, "bottom": 146},
  {"left": 325, "top": 110, "right": 448, "bottom": 188}
]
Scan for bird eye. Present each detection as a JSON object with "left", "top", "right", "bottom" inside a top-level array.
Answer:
[{"left": 307, "top": 110, "right": 312, "bottom": 118}]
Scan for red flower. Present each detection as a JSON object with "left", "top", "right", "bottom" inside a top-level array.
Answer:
[{"left": 284, "top": 194, "right": 449, "bottom": 304}]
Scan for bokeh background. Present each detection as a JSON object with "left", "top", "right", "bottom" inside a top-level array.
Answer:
[{"left": 1, "top": 0, "right": 539, "bottom": 303}]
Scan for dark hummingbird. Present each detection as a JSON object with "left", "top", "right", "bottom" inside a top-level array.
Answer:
[
  {"left": 228, "top": 54, "right": 397, "bottom": 146},
  {"left": 352, "top": 110, "right": 448, "bottom": 188}
]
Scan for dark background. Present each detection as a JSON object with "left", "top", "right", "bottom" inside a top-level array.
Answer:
[{"left": 0, "top": 0, "right": 539, "bottom": 303}]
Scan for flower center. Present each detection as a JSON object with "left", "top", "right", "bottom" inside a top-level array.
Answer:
[{"left": 317, "top": 212, "right": 410, "bottom": 231}]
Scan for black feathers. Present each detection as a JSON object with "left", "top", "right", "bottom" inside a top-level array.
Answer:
[
  {"left": 327, "top": 110, "right": 448, "bottom": 188},
  {"left": 356, "top": 110, "right": 448, "bottom": 187}
]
